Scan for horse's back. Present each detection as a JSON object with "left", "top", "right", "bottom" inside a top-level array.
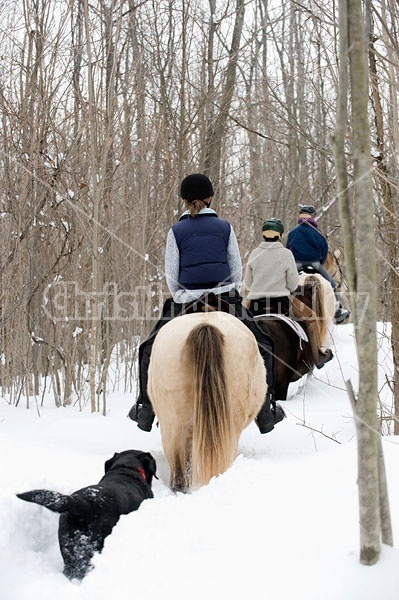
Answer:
[{"left": 260, "top": 273, "right": 335, "bottom": 401}]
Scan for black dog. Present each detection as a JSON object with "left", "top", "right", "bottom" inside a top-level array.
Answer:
[{"left": 17, "top": 449, "right": 157, "bottom": 580}]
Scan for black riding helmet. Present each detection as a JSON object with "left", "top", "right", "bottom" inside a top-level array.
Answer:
[{"left": 180, "top": 174, "right": 214, "bottom": 202}]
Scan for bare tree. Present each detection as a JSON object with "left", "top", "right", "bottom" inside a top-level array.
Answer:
[
  {"left": 333, "top": 0, "right": 392, "bottom": 565},
  {"left": 0, "top": 0, "right": 396, "bottom": 436},
  {"left": 203, "top": 0, "right": 245, "bottom": 192},
  {"left": 370, "top": 0, "right": 399, "bottom": 434}
]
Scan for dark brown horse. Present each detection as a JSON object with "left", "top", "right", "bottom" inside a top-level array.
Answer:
[{"left": 257, "top": 273, "right": 335, "bottom": 402}]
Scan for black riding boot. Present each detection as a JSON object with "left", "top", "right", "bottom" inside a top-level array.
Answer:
[
  {"left": 129, "top": 395, "right": 155, "bottom": 432},
  {"left": 334, "top": 305, "right": 350, "bottom": 324},
  {"left": 255, "top": 393, "right": 286, "bottom": 434},
  {"left": 128, "top": 298, "right": 183, "bottom": 432},
  {"left": 232, "top": 299, "right": 285, "bottom": 433},
  {"left": 128, "top": 338, "right": 156, "bottom": 432}
]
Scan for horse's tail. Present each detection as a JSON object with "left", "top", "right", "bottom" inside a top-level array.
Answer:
[
  {"left": 309, "top": 274, "right": 333, "bottom": 345},
  {"left": 185, "top": 322, "right": 235, "bottom": 489}
]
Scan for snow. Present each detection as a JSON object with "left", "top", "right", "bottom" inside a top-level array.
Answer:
[{"left": 1, "top": 323, "right": 398, "bottom": 600}]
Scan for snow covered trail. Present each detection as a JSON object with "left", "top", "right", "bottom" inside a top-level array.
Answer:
[{"left": 1, "top": 324, "right": 399, "bottom": 600}]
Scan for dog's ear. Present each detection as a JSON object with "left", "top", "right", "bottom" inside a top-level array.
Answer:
[
  {"left": 141, "top": 453, "right": 157, "bottom": 485},
  {"left": 104, "top": 452, "right": 119, "bottom": 473}
]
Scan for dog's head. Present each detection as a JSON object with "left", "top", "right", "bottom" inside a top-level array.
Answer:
[{"left": 104, "top": 450, "right": 157, "bottom": 486}]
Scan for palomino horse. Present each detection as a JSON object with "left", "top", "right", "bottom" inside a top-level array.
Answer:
[
  {"left": 325, "top": 248, "right": 347, "bottom": 293},
  {"left": 147, "top": 311, "right": 266, "bottom": 492},
  {"left": 257, "top": 273, "right": 335, "bottom": 403}
]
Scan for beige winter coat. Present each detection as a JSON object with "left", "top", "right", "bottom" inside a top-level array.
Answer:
[{"left": 243, "top": 241, "right": 299, "bottom": 299}]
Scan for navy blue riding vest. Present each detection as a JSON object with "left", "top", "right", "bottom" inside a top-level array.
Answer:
[{"left": 172, "top": 213, "right": 232, "bottom": 289}]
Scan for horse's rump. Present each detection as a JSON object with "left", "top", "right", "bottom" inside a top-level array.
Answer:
[
  {"left": 148, "top": 312, "right": 266, "bottom": 491},
  {"left": 256, "top": 273, "right": 335, "bottom": 402}
]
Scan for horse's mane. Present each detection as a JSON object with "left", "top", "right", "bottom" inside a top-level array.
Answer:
[
  {"left": 325, "top": 248, "right": 346, "bottom": 291},
  {"left": 185, "top": 323, "right": 235, "bottom": 488},
  {"left": 310, "top": 275, "right": 328, "bottom": 344}
]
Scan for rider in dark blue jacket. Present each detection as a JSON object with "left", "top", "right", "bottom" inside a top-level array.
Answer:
[
  {"left": 129, "top": 174, "right": 285, "bottom": 433},
  {"left": 287, "top": 205, "right": 350, "bottom": 323},
  {"left": 286, "top": 209, "right": 328, "bottom": 264}
]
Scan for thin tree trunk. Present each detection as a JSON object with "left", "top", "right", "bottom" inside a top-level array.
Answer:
[
  {"left": 83, "top": 0, "right": 100, "bottom": 413},
  {"left": 377, "top": 437, "right": 393, "bottom": 545},
  {"left": 333, "top": 0, "right": 392, "bottom": 565},
  {"left": 204, "top": 0, "right": 245, "bottom": 191},
  {"left": 349, "top": 0, "right": 380, "bottom": 565},
  {"left": 378, "top": 0, "right": 399, "bottom": 434},
  {"left": 332, "top": 0, "right": 357, "bottom": 319}
]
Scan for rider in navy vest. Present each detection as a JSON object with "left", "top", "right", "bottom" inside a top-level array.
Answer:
[
  {"left": 287, "top": 205, "right": 350, "bottom": 324},
  {"left": 128, "top": 173, "right": 285, "bottom": 434},
  {"left": 172, "top": 213, "right": 231, "bottom": 290}
]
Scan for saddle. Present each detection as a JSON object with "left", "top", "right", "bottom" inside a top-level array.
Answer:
[
  {"left": 181, "top": 293, "right": 238, "bottom": 317},
  {"left": 297, "top": 264, "right": 318, "bottom": 275},
  {"left": 255, "top": 313, "right": 309, "bottom": 346}
]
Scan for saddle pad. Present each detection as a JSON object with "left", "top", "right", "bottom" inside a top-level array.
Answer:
[{"left": 255, "top": 313, "right": 309, "bottom": 343}]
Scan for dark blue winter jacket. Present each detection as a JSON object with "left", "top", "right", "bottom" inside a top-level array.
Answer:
[
  {"left": 172, "top": 212, "right": 232, "bottom": 289},
  {"left": 286, "top": 218, "right": 328, "bottom": 264}
]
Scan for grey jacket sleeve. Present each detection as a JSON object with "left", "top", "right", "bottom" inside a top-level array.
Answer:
[
  {"left": 286, "top": 251, "right": 300, "bottom": 292},
  {"left": 227, "top": 227, "right": 242, "bottom": 287},
  {"left": 165, "top": 229, "right": 180, "bottom": 295},
  {"left": 243, "top": 251, "right": 254, "bottom": 290}
]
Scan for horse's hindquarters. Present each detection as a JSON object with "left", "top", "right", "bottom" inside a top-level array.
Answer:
[
  {"left": 148, "top": 312, "right": 266, "bottom": 491},
  {"left": 260, "top": 274, "right": 335, "bottom": 401}
]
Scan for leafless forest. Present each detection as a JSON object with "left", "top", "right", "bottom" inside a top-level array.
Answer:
[{"left": 0, "top": 0, "right": 398, "bottom": 416}]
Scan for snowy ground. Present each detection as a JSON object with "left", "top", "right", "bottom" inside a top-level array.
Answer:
[{"left": 0, "top": 323, "right": 398, "bottom": 600}]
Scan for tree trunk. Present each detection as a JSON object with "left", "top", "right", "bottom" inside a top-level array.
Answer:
[
  {"left": 203, "top": 0, "right": 245, "bottom": 192},
  {"left": 349, "top": 0, "right": 380, "bottom": 566},
  {"left": 333, "top": 0, "right": 393, "bottom": 565},
  {"left": 83, "top": 0, "right": 101, "bottom": 413},
  {"left": 377, "top": 0, "right": 399, "bottom": 434}
]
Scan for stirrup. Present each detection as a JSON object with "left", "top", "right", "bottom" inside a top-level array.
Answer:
[{"left": 334, "top": 307, "right": 350, "bottom": 324}]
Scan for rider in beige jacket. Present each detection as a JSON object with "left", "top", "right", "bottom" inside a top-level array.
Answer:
[
  {"left": 243, "top": 218, "right": 333, "bottom": 369},
  {"left": 244, "top": 220, "right": 299, "bottom": 315}
]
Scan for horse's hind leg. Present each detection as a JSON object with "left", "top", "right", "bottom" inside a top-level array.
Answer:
[
  {"left": 170, "top": 469, "right": 186, "bottom": 493},
  {"left": 165, "top": 434, "right": 191, "bottom": 493},
  {"left": 274, "top": 364, "right": 292, "bottom": 401},
  {"left": 170, "top": 456, "right": 190, "bottom": 493},
  {"left": 296, "top": 369, "right": 314, "bottom": 396}
]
